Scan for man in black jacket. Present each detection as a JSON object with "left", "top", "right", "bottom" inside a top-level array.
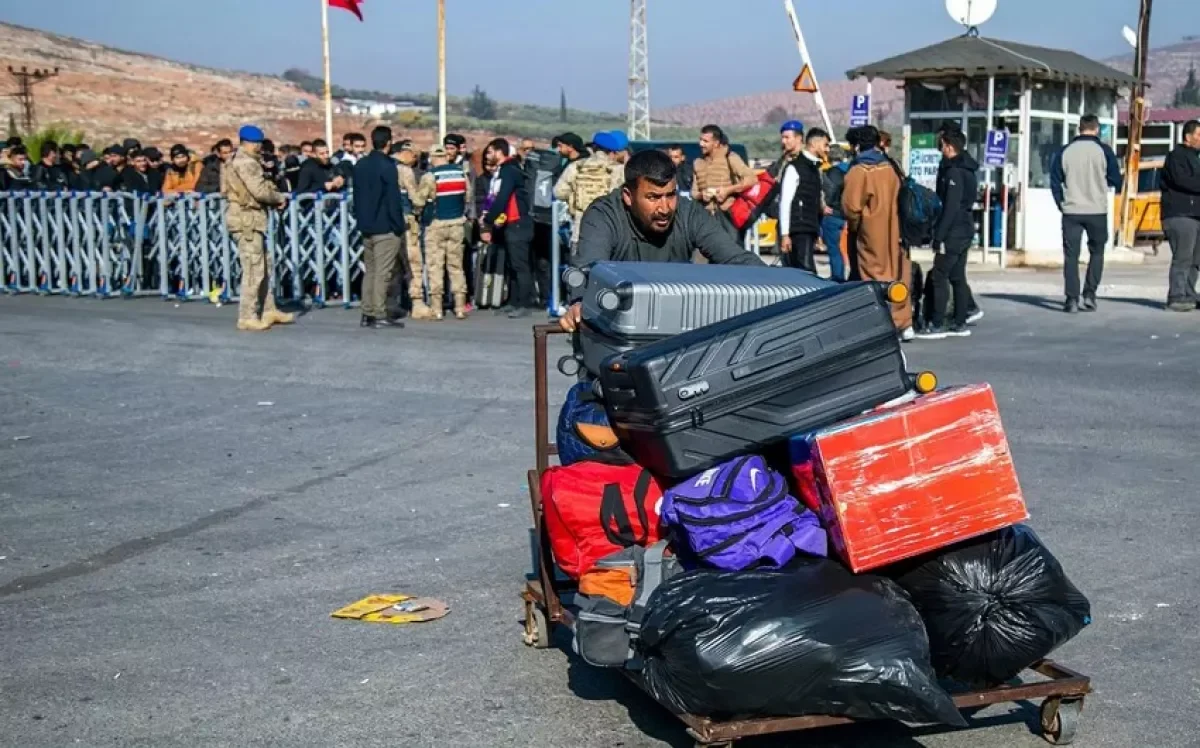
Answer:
[
  {"left": 778, "top": 128, "right": 829, "bottom": 272},
  {"left": 93, "top": 146, "right": 127, "bottom": 192},
  {"left": 196, "top": 139, "right": 234, "bottom": 194},
  {"left": 1162, "top": 119, "right": 1200, "bottom": 312},
  {"left": 480, "top": 138, "right": 538, "bottom": 318},
  {"left": 352, "top": 126, "right": 406, "bottom": 329},
  {"left": 559, "top": 149, "right": 763, "bottom": 332},
  {"left": 1, "top": 145, "right": 32, "bottom": 190},
  {"left": 295, "top": 139, "right": 344, "bottom": 194},
  {"left": 31, "top": 141, "right": 71, "bottom": 191},
  {"left": 122, "top": 150, "right": 159, "bottom": 194},
  {"left": 918, "top": 129, "right": 978, "bottom": 339}
]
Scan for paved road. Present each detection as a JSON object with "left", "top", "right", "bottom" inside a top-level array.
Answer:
[{"left": 1, "top": 273, "right": 1197, "bottom": 747}]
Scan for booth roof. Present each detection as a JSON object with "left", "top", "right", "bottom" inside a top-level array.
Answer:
[{"left": 847, "top": 35, "right": 1138, "bottom": 90}]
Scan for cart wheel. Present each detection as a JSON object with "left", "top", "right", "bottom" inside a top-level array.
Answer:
[
  {"left": 1041, "top": 697, "right": 1082, "bottom": 745},
  {"left": 522, "top": 601, "right": 551, "bottom": 649}
]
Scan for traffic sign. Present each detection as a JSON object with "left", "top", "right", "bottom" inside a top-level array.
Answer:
[
  {"left": 984, "top": 129, "right": 1009, "bottom": 167},
  {"left": 792, "top": 64, "right": 818, "bottom": 93},
  {"left": 850, "top": 94, "right": 870, "bottom": 127}
]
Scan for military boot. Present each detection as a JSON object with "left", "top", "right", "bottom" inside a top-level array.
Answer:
[
  {"left": 237, "top": 318, "right": 272, "bottom": 332},
  {"left": 263, "top": 309, "right": 296, "bottom": 325},
  {"left": 410, "top": 301, "right": 435, "bottom": 321},
  {"left": 454, "top": 294, "right": 469, "bottom": 320}
]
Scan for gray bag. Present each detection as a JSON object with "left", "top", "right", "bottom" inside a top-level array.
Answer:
[
  {"left": 573, "top": 541, "right": 680, "bottom": 669},
  {"left": 564, "top": 262, "right": 833, "bottom": 377}
]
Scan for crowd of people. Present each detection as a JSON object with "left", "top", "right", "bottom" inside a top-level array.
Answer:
[
  {"left": 0, "top": 132, "right": 375, "bottom": 195},
  {"left": 5, "top": 112, "right": 1198, "bottom": 333}
]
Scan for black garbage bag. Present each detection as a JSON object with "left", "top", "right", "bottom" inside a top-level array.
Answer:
[
  {"left": 637, "top": 560, "right": 965, "bottom": 726},
  {"left": 891, "top": 525, "right": 1092, "bottom": 686}
]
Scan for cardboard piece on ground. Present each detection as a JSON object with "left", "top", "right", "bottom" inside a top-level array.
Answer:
[{"left": 331, "top": 594, "right": 450, "bottom": 624}]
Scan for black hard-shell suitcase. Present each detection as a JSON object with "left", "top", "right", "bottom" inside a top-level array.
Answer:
[{"left": 598, "top": 283, "right": 917, "bottom": 479}]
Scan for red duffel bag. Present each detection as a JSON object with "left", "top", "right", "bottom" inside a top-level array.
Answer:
[
  {"left": 729, "top": 169, "right": 777, "bottom": 230},
  {"left": 541, "top": 462, "right": 665, "bottom": 578}
]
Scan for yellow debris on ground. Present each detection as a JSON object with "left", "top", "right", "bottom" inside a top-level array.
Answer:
[{"left": 331, "top": 594, "right": 450, "bottom": 624}]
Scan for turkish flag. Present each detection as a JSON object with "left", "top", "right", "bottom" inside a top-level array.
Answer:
[{"left": 329, "top": 0, "right": 363, "bottom": 21}]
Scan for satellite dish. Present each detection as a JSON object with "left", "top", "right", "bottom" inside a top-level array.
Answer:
[
  {"left": 1121, "top": 25, "right": 1138, "bottom": 49},
  {"left": 946, "top": 0, "right": 997, "bottom": 30}
]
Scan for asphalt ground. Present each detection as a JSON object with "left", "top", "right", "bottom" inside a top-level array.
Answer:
[{"left": 1, "top": 266, "right": 1198, "bottom": 748}]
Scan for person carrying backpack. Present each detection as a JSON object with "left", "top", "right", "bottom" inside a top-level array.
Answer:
[
  {"left": 555, "top": 132, "right": 618, "bottom": 247},
  {"left": 842, "top": 126, "right": 912, "bottom": 334},
  {"left": 917, "top": 129, "right": 977, "bottom": 339}
]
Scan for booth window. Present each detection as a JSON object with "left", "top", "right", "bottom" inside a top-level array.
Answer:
[
  {"left": 1029, "top": 118, "right": 1065, "bottom": 189},
  {"left": 909, "top": 83, "right": 961, "bottom": 113},
  {"left": 1031, "top": 81, "right": 1067, "bottom": 112},
  {"left": 1084, "top": 87, "right": 1117, "bottom": 119},
  {"left": 993, "top": 77, "right": 1022, "bottom": 111},
  {"left": 1068, "top": 84, "right": 1083, "bottom": 114}
]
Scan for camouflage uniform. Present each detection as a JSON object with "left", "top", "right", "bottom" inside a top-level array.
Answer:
[
  {"left": 553, "top": 152, "right": 616, "bottom": 245},
  {"left": 395, "top": 163, "right": 428, "bottom": 314},
  {"left": 222, "top": 148, "right": 287, "bottom": 330}
]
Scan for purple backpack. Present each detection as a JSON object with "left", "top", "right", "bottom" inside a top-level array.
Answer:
[{"left": 661, "top": 455, "right": 827, "bottom": 571}]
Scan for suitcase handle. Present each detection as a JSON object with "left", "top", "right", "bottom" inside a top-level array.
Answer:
[{"left": 731, "top": 343, "right": 807, "bottom": 380}]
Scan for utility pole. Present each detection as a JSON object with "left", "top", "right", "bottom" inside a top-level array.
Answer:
[
  {"left": 7, "top": 66, "right": 59, "bottom": 134},
  {"left": 437, "top": 0, "right": 447, "bottom": 143},
  {"left": 628, "top": 0, "right": 651, "bottom": 141},
  {"left": 1116, "top": 0, "right": 1152, "bottom": 248}
]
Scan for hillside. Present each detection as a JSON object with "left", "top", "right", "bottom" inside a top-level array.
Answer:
[
  {"left": 657, "top": 78, "right": 904, "bottom": 131},
  {"left": 0, "top": 22, "right": 349, "bottom": 148},
  {"left": 1103, "top": 37, "right": 1200, "bottom": 108},
  {"left": 0, "top": 22, "right": 570, "bottom": 151},
  {"left": 656, "top": 37, "right": 1200, "bottom": 130}
]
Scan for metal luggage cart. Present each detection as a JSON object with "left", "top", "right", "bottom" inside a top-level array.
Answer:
[{"left": 519, "top": 324, "right": 1092, "bottom": 747}]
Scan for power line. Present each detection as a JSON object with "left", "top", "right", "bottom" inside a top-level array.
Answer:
[{"left": 7, "top": 65, "right": 59, "bottom": 134}]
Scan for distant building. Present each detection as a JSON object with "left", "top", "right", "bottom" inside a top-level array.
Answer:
[
  {"left": 1117, "top": 108, "right": 1200, "bottom": 158},
  {"left": 339, "top": 98, "right": 432, "bottom": 117}
]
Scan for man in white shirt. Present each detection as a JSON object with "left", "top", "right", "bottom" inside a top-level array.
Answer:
[{"left": 778, "top": 128, "right": 830, "bottom": 272}]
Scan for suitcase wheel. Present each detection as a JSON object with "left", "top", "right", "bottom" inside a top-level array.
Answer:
[
  {"left": 887, "top": 281, "right": 909, "bottom": 304},
  {"left": 557, "top": 355, "right": 581, "bottom": 377},
  {"left": 562, "top": 266, "right": 588, "bottom": 292},
  {"left": 912, "top": 371, "right": 938, "bottom": 394}
]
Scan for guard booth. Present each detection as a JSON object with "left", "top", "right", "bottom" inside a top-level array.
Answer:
[{"left": 847, "top": 34, "right": 1137, "bottom": 266}]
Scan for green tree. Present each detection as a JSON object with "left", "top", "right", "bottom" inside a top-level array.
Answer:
[
  {"left": 560, "top": 88, "right": 568, "bottom": 123},
  {"left": 466, "top": 85, "right": 497, "bottom": 120},
  {"left": 23, "top": 126, "right": 86, "bottom": 162},
  {"left": 763, "top": 105, "right": 790, "bottom": 127},
  {"left": 1173, "top": 65, "right": 1200, "bottom": 108}
]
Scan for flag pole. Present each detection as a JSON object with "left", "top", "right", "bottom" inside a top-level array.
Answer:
[
  {"left": 437, "top": 0, "right": 447, "bottom": 143},
  {"left": 321, "top": 0, "right": 334, "bottom": 148}
]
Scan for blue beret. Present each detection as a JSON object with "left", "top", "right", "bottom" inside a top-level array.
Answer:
[
  {"left": 607, "top": 130, "right": 630, "bottom": 150},
  {"left": 591, "top": 132, "right": 617, "bottom": 152},
  {"left": 238, "top": 125, "right": 265, "bottom": 143},
  {"left": 781, "top": 120, "right": 804, "bottom": 134}
]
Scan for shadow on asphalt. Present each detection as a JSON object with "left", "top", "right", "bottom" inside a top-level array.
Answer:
[
  {"left": 1097, "top": 295, "right": 1167, "bottom": 311},
  {"left": 981, "top": 293, "right": 1064, "bottom": 312},
  {"left": 562, "top": 648, "right": 1042, "bottom": 747},
  {"left": 984, "top": 292, "right": 1168, "bottom": 314}
]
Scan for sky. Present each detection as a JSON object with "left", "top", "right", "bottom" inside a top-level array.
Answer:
[{"left": 1, "top": 0, "right": 1193, "bottom": 112}]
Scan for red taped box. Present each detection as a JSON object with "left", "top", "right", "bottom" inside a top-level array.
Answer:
[{"left": 789, "top": 384, "right": 1028, "bottom": 573}]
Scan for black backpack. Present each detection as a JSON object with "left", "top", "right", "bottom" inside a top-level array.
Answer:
[
  {"left": 889, "top": 159, "right": 942, "bottom": 248},
  {"left": 522, "top": 149, "right": 562, "bottom": 226}
]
